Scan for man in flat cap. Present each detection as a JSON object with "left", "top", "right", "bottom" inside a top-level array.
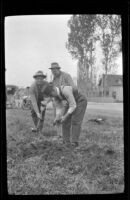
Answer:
[
  {"left": 29, "top": 71, "right": 49, "bottom": 133},
  {"left": 49, "top": 62, "right": 76, "bottom": 122}
]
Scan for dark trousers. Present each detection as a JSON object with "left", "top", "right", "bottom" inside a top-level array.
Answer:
[
  {"left": 31, "top": 102, "right": 46, "bottom": 131},
  {"left": 62, "top": 95, "right": 87, "bottom": 143}
]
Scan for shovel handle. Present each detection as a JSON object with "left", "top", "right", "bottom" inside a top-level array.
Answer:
[{"left": 37, "top": 105, "right": 45, "bottom": 130}]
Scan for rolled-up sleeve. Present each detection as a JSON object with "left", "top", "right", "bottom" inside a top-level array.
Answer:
[{"left": 62, "top": 86, "right": 76, "bottom": 114}]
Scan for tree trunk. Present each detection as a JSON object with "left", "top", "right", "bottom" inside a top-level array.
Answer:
[
  {"left": 90, "top": 50, "right": 93, "bottom": 91},
  {"left": 104, "top": 62, "right": 108, "bottom": 97}
]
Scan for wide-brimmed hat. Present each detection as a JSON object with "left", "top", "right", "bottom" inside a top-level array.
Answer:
[
  {"left": 49, "top": 62, "right": 61, "bottom": 70},
  {"left": 33, "top": 71, "right": 47, "bottom": 78}
]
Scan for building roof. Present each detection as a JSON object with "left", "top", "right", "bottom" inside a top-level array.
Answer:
[{"left": 99, "top": 74, "right": 123, "bottom": 87}]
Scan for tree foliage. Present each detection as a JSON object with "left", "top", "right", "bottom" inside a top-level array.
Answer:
[
  {"left": 66, "top": 15, "right": 98, "bottom": 93},
  {"left": 66, "top": 14, "right": 122, "bottom": 96},
  {"left": 66, "top": 14, "right": 121, "bottom": 72},
  {"left": 96, "top": 15, "right": 121, "bottom": 74},
  {"left": 66, "top": 15, "right": 97, "bottom": 60}
]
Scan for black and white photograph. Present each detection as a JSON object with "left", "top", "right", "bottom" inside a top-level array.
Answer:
[{"left": 4, "top": 14, "right": 124, "bottom": 195}]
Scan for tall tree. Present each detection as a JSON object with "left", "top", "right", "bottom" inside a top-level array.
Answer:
[
  {"left": 66, "top": 15, "right": 96, "bottom": 60},
  {"left": 66, "top": 15, "right": 97, "bottom": 94}
]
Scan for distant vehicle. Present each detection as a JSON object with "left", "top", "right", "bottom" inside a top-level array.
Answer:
[{"left": 6, "top": 85, "right": 18, "bottom": 109}]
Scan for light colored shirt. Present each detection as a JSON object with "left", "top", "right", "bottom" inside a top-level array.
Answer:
[
  {"left": 56, "top": 86, "right": 77, "bottom": 114},
  {"left": 53, "top": 98, "right": 66, "bottom": 121},
  {"left": 52, "top": 71, "right": 76, "bottom": 118}
]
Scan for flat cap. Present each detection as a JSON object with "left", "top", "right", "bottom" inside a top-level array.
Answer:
[{"left": 49, "top": 62, "right": 61, "bottom": 69}]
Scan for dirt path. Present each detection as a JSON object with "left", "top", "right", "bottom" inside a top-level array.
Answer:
[{"left": 87, "top": 102, "right": 123, "bottom": 118}]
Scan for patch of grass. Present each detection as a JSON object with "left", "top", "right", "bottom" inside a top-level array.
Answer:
[{"left": 6, "top": 108, "right": 124, "bottom": 194}]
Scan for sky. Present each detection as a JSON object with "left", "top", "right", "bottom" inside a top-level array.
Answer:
[{"left": 5, "top": 15, "right": 122, "bottom": 87}]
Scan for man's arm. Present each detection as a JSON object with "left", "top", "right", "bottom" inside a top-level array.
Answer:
[
  {"left": 29, "top": 86, "right": 40, "bottom": 115},
  {"left": 62, "top": 86, "right": 76, "bottom": 116}
]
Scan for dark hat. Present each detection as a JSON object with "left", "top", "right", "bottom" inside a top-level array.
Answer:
[
  {"left": 33, "top": 71, "right": 47, "bottom": 78},
  {"left": 49, "top": 62, "right": 61, "bottom": 70},
  {"left": 43, "top": 83, "right": 54, "bottom": 96}
]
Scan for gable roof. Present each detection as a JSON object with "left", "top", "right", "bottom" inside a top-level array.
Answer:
[{"left": 99, "top": 74, "right": 123, "bottom": 87}]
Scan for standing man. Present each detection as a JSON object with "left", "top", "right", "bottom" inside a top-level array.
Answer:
[
  {"left": 49, "top": 62, "right": 75, "bottom": 87},
  {"left": 49, "top": 62, "right": 76, "bottom": 119},
  {"left": 29, "top": 71, "right": 49, "bottom": 133}
]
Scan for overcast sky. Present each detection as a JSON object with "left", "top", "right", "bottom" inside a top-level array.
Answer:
[{"left": 5, "top": 15, "right": 122, "bottom": 87}]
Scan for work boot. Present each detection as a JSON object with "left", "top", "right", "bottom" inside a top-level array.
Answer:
[{"left": 31, "top": 127, "right": 37, "bottom": 132}]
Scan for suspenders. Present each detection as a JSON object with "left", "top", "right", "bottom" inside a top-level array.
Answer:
[{"left": 59, "top": 86, "right": 66, "bottom": 100}]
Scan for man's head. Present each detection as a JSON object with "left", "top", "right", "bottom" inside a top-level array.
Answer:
[
  {"left": 33, "top": 71, "right": 46, "bottom": 85},
  {"left": 49, "top": 62, "right": 61, "bottom": 77},
  {"left": 44, "top": 83, "right": 58, "bottom": 98}
]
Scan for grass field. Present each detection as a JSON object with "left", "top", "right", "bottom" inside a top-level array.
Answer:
[{"left": 6, "top": 106, "right": 124, "bottom": 194}]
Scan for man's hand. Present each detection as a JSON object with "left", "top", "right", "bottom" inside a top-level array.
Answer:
[
  {"left": 37, "top": 112, "right": 42, "bottom": 120},
  {"left": 40, "top": 105, "right": 46, "bottom": 112},
  {"left": 53, "top": 112, "right": 70, "bottom": 125},
  {"left": 60, "top": 114, "right": 68, "bottom": 123},
  {"left": 53, "top": 118, "right": 61, "bottom": 126}
]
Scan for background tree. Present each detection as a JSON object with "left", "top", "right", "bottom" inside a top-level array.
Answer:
[{"left": 66, "top": 15, "right": 97, "bottom": 95}]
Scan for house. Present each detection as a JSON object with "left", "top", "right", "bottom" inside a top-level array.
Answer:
[{"left": 98, "top": 74, "right": 123, "bottom": 101}]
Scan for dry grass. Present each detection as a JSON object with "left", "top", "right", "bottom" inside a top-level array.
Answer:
[{"left": 6, "top": 107, "right": 124, "bottom": 194}]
